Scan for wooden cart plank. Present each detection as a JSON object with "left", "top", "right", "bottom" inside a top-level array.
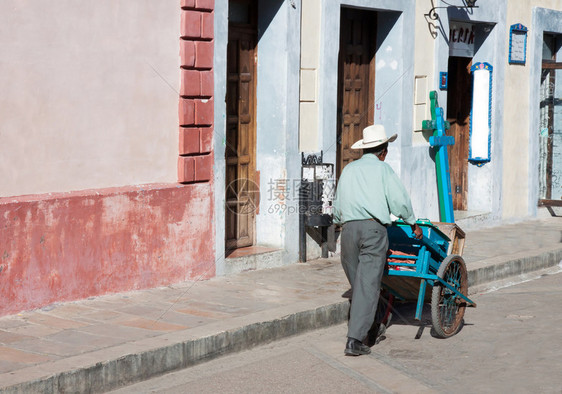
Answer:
[{"left": 382, "top": 275, "right": 432, "bottom": 302}]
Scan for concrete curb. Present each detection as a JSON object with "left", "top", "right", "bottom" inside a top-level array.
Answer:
[
  {"left": 2, "top": 247, "right": 561, "bottom": 393},
  {"left": 0, "top": 303, "right": 349, "bottom": 394},
  {"left": 467, "top": 247, "right": 562, "bottom": 291}
]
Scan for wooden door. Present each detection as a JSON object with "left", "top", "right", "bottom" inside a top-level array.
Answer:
[
  {"left": 446, "top": 56, "right": 472, "bottom": 211},
  {"left": 225, "top": 1, "right": 258, "bottom": 252},
  {"left": 337, "top": 8, "right": 377, "bottom": 178}
]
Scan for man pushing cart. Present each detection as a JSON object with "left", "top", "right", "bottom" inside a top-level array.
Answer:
[{"left": 334, "top": 124, "right": 476, "bottom": 357}]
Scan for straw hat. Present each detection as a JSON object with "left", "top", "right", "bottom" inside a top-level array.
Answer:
[{"left": 351, "top": 125, "right": 397, "bottom": 150}]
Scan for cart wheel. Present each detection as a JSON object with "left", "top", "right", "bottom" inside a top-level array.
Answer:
[{"left": 431, "top": 255, "right": 468, "bottom": 338}]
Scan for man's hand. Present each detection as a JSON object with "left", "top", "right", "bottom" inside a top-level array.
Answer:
[{"left": 411, "top": 223, "right": 423, "bottom": 240}]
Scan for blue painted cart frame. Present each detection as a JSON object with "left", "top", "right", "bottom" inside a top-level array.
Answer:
[{"left": 382, "top": 220, "right": 477, "bottom": 338}]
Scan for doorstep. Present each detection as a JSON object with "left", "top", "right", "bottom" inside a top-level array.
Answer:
[
  {"left": 223, "top": 246, "right": 285, "bottom": 275},
  {"left": 454, "top": 210, "right": 489, "bottom": 220}
]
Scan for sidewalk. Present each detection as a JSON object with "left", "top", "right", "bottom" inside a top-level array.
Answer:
[{"left": 1, "top": 218, "right": 561, "bottom": 393}]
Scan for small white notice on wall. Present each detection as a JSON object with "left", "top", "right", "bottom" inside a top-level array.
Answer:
[
  {"left": 470, "top": 63, "right": 493, "bottom": 165},
  {"left": 510, "top": 33, "right": 526, "bottom": 62}
]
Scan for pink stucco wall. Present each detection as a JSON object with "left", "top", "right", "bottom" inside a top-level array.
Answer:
[
  {"left": 0, "top": 183, "right": 215, "bottom": 317},
  {"left": 0, "top": 1, "right": 217, "bottom": 317},
  {"left": 0, "top": 1, "right": 181, "bottom": 197}
]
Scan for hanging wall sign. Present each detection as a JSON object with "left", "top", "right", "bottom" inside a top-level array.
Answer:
[
  {"left": 469, "top": 62, "right": 493, "bottom": 166},
  {"left": 449, "top": 22, "right": 475, "bottom": 58},
  {"left": 508, "top": 23, "right": 528, "bottom": 64}
]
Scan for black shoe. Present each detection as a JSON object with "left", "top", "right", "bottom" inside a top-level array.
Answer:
[{"left": 344, "top": 337, "right": 371, "bottom": 356}]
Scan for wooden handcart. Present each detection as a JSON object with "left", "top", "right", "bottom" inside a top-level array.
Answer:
[{"left": 377, "top": 219, "right": 476, "bottom": 338}]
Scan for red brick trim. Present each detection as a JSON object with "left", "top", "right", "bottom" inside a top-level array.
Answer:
[
  {"left": 179, "top": 127, "right": 201, "bottom": 155},
  {"left": 195, "top": 153, "right": 213, "bottom": 182},
  {"left": 200, "top": 127, "right": 213, "bottom": 153},
  {"left": 179, "top": 97, "right": 195, "bottom": 126},
  {"left": 178, "top": 156, "right": 196, "bottom": 183},
  {"left": 196, "top": 0, "right": 214, "bottom": 12},
  {"left": 178, "top": 2, "right": 214, "bottom": 184},
  {"left": 180, "top": 40, "right": 196, "bottom": 68}
]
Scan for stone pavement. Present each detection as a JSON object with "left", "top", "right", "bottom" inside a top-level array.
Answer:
[{"left": 0, "top": 218, "right": 561, "bottom": 393}]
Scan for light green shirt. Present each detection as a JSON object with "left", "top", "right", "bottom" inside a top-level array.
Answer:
[{"left": 333, "top": 153, "right": 417, "bottom": 226}]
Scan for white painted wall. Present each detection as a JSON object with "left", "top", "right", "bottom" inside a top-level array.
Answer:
[
  {"left": 257, "top": 0, "right": 302, "bottom": 265},
  {"left": 503, "top": 1, "right": 562, "bottom": 219},
  {"left": 214, "top": 0, "right": 228, "bottom": 274},
  {"left": 214, "top": 0, "right": 301, "bottom": 270},
  {"left": 502, "top": 1, "right": 532, "bottom": 219},
  {"left": 528, "top": 5, "right": 562, "bottom": 218},
  {"left": 412, "top": 0, "right": 435, "bottom": 143},
  {"left": 299, "top": 0, "right": 321, "bottom": 153},
  {"left": 424, "top": 0, "right": 507, "bottom": 229},
  {"left": 0, "top": 1, "right": 179, "bottom": 197}
]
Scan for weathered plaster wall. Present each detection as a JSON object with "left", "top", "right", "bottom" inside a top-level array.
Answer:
[
  {"left": 0, "top": 184, "right": 215, "bottom": 317},
  {"left": 431, "top": 1, "right": 506, "bottom": 227},
  {"left": 467, "top": 20, "right": 505, "bottom": 217},
  {"left": 299, "top": 0, "right": 322, "bottom": 153},
  {"left": 254, "top": 0, "right": 301, "bottom": 260},
  {"left": 502, "top": 2, "right": 534, "bottom": 219},
  {"left": 0, "top": 1, "right": 180, "bottom": 197},
  {"left": 282, "top": 0, "right": 303, "bottom": 266},
  {"left": 405, "top": 0, "right": 441, "bottom": 222},
  {"left": 213, "top": 0, "right": 301, "bottom": 272},
  {"left": 213, "top": 0, "right": 228, "bottom": 274},
  {"left": 412, "top": 1, "right": 436, "bottom": 141},
  {"left": 318, "top": 1, "right": 423, "bottom": 215},
  {"left": 255, "top": 0, "right": 291, "bottom": 250},
  {"left": 0, "top": 1, "right": 217, "bottom": 316}
]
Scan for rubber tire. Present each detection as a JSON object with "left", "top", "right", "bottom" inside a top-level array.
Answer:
[{"left": 431, "top": 255, "right": 468, "bottom": 338}]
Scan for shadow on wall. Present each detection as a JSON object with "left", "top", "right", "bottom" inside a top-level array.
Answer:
[
  {"left": 257, "top": 0, "right": 284, "bottom": 43},
  {"left": 375, "top": 10, "right": 400, "bottom": 52}
]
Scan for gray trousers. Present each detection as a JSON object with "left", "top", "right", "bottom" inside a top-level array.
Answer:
[{"left": 341, "top": 219, "right": 389, "bottom": 341}]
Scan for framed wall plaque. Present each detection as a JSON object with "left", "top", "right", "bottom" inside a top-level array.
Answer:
[{"left": 509, "top": 23, "right": 528, "bottom": 65}]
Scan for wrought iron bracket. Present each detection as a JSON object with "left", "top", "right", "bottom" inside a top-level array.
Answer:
[{"left": 427, "top": 0, "right": 478, "bottom": 21}]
